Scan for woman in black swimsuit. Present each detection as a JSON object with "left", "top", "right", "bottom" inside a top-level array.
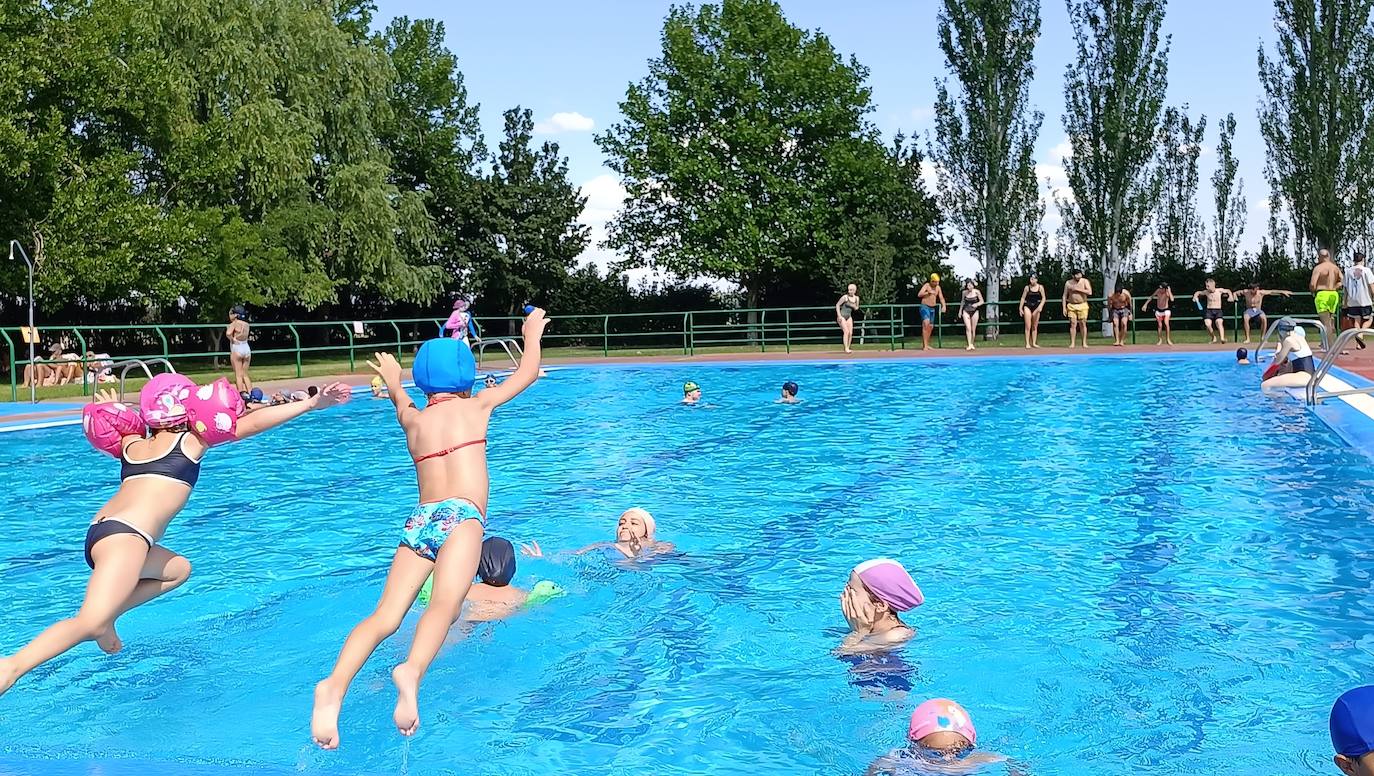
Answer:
[
  {"left": 1019, "top": 275, "right": 1046, "bottom": 349},
  {"left": 958, "top": 279, "right": 985, "bottom": 351}
]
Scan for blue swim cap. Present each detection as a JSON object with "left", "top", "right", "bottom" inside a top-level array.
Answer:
[{"left": 412, "top": 338, "right": 476, "bottom": 395}]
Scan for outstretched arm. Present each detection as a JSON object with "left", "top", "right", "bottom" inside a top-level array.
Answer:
[
  {"left": 479, "top": 308, "right": 549, "bottom": 409},
  {"left": 235, "top": 382, "right": 349, "bottom": 440}
]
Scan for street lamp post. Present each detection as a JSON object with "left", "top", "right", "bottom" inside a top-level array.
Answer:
[{"left": 10, "top": 241, "right": 34, "bottom": 404}]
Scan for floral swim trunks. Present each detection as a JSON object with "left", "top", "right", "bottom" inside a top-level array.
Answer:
[{"left": 399, "top": 497, "right": 485, "bottom": 561}]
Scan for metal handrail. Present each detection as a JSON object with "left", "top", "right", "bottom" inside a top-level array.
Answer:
[
  {"left": 1255, "top": 317, "right": 1330, "bottom": 364},
  {"left": 1307, "top": 328, "right": 1374, "bottom": 405},
  {"left": 113, "top": 358, "right": 176, "bottom": 402},
  {"left": 473, "top": 337, "right": 523, "bottom": 372}
]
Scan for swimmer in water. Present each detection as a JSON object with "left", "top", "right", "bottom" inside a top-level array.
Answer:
[
  {"left": 310, "top": 309, "right": 548, "bottom": 749},
  {"left": 1330, "top": 685, "right": 1374, "bottom": 776},
  {"left": 682, "top": 381, "right": 701, "bottom": 405},
  {"left": 865, "top": 699, "right": 1017, "bottom": 776},
  {"left": 521, "top": 507, "right": 675, "bottom": 561},
  {"left": 838, "top": 559, "right": 922, "bottom": 655},
  {"left": 370, "top": 375, "right": 387, "bottom": 399},
  {"left": 461, "top": 537, "right": 528, "bottom": 622},
  {"left": 483, "top": 374, "right": 498, "bottom": 389},
  {"left": 779, "top": 381, "right": 800, "bottom": 404},
  {"left": 1261, "top": 319, "right": 1318, "bottom": 392},
  {"left": 1236, "top": 347, "right": 1251, "bottom": 365}
]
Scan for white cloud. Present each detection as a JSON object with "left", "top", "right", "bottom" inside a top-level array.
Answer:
[
  {"left": 534, "top": 111, "right": 595, "bottom": 134},
  {"left": 910, "top": 106, "right": 935, "bottom": 124}
]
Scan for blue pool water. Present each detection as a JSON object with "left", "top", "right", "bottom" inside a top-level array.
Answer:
[{"left": 1, "top": 354, "right": 1372, "bottom": 775}]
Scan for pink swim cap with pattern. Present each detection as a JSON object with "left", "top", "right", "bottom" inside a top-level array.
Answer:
[{"left": 908, "top": 698, "right": 977, "bottom": 746}]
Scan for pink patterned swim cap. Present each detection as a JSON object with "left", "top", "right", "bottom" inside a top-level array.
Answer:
[{"left": 140, "top": 373, "right": 195, "bottom": 428}]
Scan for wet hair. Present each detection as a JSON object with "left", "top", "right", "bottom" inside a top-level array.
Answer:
[
  {"left": 782, "top": 381, "right": 799, "bottom": 396},
  {"left": 307, "top": 385, "right": 319, "bottom": 398},
  {"left": 1236, "top": 347, "right": 1248, "bottom": 361}
]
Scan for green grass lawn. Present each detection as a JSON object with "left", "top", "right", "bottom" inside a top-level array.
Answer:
[{"left": 2, "top": 322, "right": 1259, "bottom": 403}]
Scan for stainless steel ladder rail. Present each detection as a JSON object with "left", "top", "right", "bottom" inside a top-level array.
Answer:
[
  {"left": 112, "top": 358, "right": 176, "bottom": 402},
  {"left": 473, "top": 338, "right": 522, "bottom": 372},
  {"left": 1306, "top": 328, "right": 1374, "bottom": 405},
  {"left": 1254, "top": 317, "right": 1329, "bottom": 363}
]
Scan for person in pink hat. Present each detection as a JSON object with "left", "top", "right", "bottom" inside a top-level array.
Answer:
[
  {"left": 839, "top": 558, "right": 923, "bottom": 654},
  {"left": 865, "top": 698, "right": 1018, "bottom": 775}
]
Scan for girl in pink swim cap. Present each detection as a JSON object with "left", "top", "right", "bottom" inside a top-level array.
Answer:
[
  {"left": 866, "top": 698, "right": 1018, "bottom": 775},
  {"left": 839, "top": 558, "right": 923, "bottom": 654}
]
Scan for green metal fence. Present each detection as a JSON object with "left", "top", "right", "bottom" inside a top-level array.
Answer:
[{"left": 0, "top": 292, "right": 1326, "bottom": 401}]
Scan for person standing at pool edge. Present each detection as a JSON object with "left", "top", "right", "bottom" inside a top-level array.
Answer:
[
  {"left": 1192, "top": 278, "right": 1236, "bottom": 344},
  {"left": 957, "top": 279, "right": 984, "bottom": 351},
  {"left": 1312, "top": 248, "right": 1344, "bottom": 340},
  {"left": 836, "top": 284, "right": 861, "bottom": 354},
  {"left": 1239, "top": 283, "right": 1293, "bottom": 344},
  {"left": 0, "top": 378, "right": 351, "bottom": 698},
  {"left": 1331, "top": 685, "right": 1374, "bottom": 776},
  {"left": 1108, "top": 286, "right": 1133, "bottom": 346},
  {"left": 1141, "top": 283, "right": 1175, "bottom": 345},
  {"left": 1019, "top": 275, "right": 1046, "bottom": 348},
  {"left": 1344, "top": 252, "right": 1374, "bottom": 348},
  {"left": 226, "top": 305, "right": 252, "bottom": 394},
  {"left": 917, "top": 274, "right": 947, "bottom": 351},
  {"left": 310, "top": 309, "right": 548, "bottom": 749},
  {"left": 1062, "top": 269, "right": 1092, "bottom": 348}
]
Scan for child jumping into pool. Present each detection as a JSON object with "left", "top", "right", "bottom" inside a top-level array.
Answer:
[
  {"left": 0, "top": 376, "right": 351, "bottom": 698},
  {"left": 310, "top": 308, "right": 547, "bottom": 749}
]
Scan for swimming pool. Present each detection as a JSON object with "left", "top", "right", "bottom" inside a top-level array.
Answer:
[{"left": 1, "top": 353, "right": 1371, "bottom": 775}]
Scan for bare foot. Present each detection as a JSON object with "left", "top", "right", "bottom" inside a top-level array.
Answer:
[
  {"left": 1032, "top": 344, "right": 1041, "bottom": 349},
  {"left": 311, "top": 680, "right": 344, "bottom": 750},
  {"left": 0, "top": 658, "right": 19, "bottom": 697},
  {"left": 95, "top": 625, "right": 123, "bottom": 655},
  {"left": 392, "top": 663, "right": 421, "bottom": 737}
]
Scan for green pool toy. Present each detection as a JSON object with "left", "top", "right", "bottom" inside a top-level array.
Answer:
[
  {"left": 525, "top": 580, "right": 565, "bottom": 607},
  {"left": 418, "top": 574, "right": 435, "bottom": 605}
]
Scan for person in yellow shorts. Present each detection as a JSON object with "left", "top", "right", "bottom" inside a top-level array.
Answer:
[
  {"left": 1062, "top": 269, "right": 1093, "bottom": 348},
  {"left": 1310, "top": 248, "right": 1344, "bottom": 339}
]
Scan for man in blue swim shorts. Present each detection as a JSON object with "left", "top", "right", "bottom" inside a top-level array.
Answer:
[{"left": 917, "top": 274, "right": 947, "bottom": 351}]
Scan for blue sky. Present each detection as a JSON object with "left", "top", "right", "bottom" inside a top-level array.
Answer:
[{"left": 378, "top": 0, "right": 1276, "bottom": 278}]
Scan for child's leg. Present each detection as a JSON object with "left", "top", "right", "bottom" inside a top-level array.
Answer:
[
  {"left": 311, "top": 546, "right": 433, "bottom": 749},
  {"left": 392, "top": 519, "right": 483, "bottom": 736},
  {"left": 0, "top": 535, "right": 151, "bottom": 696},
  {"left": 98, "top": 545, "right": 192, "bottom": 654}
]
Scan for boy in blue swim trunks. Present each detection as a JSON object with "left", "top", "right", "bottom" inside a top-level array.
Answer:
[{"left": 311, "top": 309, "right": 548, "bottom": 750}]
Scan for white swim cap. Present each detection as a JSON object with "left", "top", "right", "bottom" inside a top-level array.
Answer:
[{"left": 1293, "top": 326, "right": 1306, "bottom": 339}]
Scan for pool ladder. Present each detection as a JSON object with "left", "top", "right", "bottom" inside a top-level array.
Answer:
[
  {"left": 1253, "top": 317, "right": 1330, "bottom": 364},
  {"left": 109, "top": 358, "right": 177, "bottom": 402},
  {"left": 1306, "top": 327, "right": 1374, "bottom": 406},
  {"left": 473, "top": 338, "right": 523, "bottom": 373}
]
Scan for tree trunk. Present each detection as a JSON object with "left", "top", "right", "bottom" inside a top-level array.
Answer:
[
  {"left": 1101, "top": 262, "right": 1119, "bottom": 339},
  {"left": 745, "top": 285, "right": 760, "bottom": 345},
  {"left": 983, "top": 278, "right": 1000, "bottom": 340}
]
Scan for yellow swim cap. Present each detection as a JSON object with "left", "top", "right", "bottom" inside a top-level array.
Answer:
[
  {"left": 370, "top": 376, "right": 383, "bottom": 387},
  {"left": 930, "top": 273, "right": 940, "bottom": 283}
]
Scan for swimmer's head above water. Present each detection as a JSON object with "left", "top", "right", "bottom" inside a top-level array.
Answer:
[
  {"left": 412, "top": 338, "right": 476, "bottom": 398},
  {"left": 908, "top": 698, "right": 977, "bottom": 756},
  {"left": 682, "top": 381, "right": 701, "bottom": 403},
  {"left": 781, "top": 381, "right": 799, "bottom": 399},
  {"left": 849, "top": 558, "right": 924, "bottom": 613},
  {"left": 1331, "top": 685, "right": 1374, "bottom": 776},
  {"left": 616, "top": 507, "right": 656, "bottom": 553},
  {"left": 478, "top": 536, "right": 516, "bottom": 587}
]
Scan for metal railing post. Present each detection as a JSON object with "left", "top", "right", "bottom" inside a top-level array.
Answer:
[
  {"left": 73, "top": 330, "right": 89, "bottom": 396},
  {"left": 2, "top": 329, "right": 16, "bottom": 401},
  {"left": 759, "top": 309, "right": 767, "bottom": 353},
  {"left": 784, "top": 309, "right": 791, "bottom": 354},
  {"left": 390, "top": 321, "right": 403, "bottom": 359},
  {"left": 11, "top": 241, "right": 35, "bottom": 403},
  {"left": 603, "top": 315, "right": 609, "bottom": 357},
  {"left": 342, "top": 323, "right": 355, "bottom": 372},
  {"left": 288, "top": 324, "right": 302, "bottom": 378}
]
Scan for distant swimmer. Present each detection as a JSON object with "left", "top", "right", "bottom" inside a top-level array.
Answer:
[
  {"left": 779, "top": 381, "right": 800, "bottom": 404},
  {"left": 865, "top": 699, "right": 1021, "bottom": 776},
  {"left": 682, "top": 381, "right": 702, "bottom": 405},
  {"left": 521, "top": 507, "right": 675, "bottom": 561},
  {"left": 839, "top": 558, "right": 922, "bottom": 655}
]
